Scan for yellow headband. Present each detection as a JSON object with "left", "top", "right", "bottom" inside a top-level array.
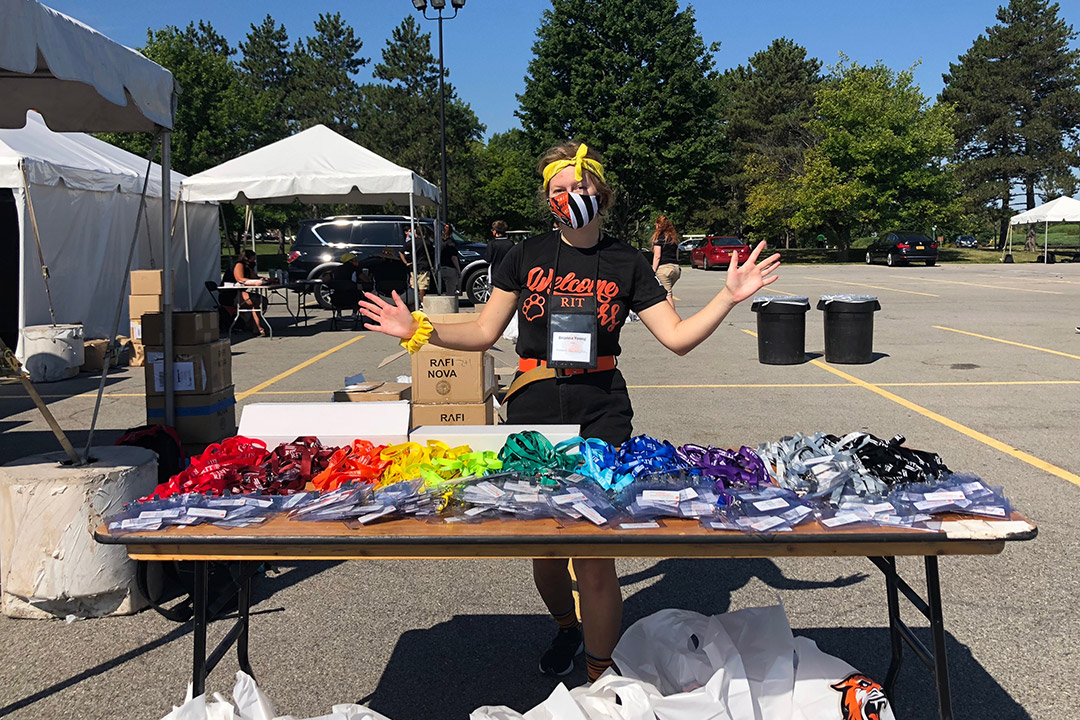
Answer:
[{"left": 542, "top": 143, "right": 606, "bottom": 190}]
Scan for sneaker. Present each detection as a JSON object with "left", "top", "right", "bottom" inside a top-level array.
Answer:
[{"left": 539, "top": 626, "right": 583, "bottom": 676}]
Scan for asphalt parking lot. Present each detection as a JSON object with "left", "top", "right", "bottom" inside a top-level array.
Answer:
[{"left": 1, "top": 261, "right": 1078, "bottom": 720}]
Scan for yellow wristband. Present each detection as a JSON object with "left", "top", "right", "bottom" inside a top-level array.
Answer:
[{"left": 399, "top": 311, "right": 433, "bottom": 354}]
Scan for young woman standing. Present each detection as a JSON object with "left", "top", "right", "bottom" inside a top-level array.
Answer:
[
  {"left": 651, "top": 215, "right": 681, "bottom": 308},
  {"left": 359, "top": 141, "right": 780, "bottom": 682}
]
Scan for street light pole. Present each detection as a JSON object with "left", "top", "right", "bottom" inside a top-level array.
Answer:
[{"left": 413, "top": 0, "right": 463, "bottom": 295}]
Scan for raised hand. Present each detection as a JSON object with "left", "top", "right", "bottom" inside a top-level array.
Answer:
[
  {"left": 725, "top": 241, "right": 781, "bottom": 304},
  {"left": 358, "top": 291, "right": 418, "bottom": 339}
]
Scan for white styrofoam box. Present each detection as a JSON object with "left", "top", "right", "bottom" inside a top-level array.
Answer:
[
  {"left": 409, "top": 424, "right": 580, "bottom": 452},
  {"left": 238, "top": 402, "right": 410, "bottom": 447}
]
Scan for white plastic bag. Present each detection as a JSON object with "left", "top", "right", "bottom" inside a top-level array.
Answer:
[
  {"left": 158, "top": 684, "right": 236, "bottom": 720},
  {"left": 233, "top": 672, "right": 277, "bottom": 720},
  {"left": 612, "top": 608, "right": 753, "bottom": 719},
  {"left": 569, "top": 673, "right": 658, "bottom": 720},
  {"left": 715, "top": 605, "right": 796, "bottom": 720},
  {"left": 471, "top": 683, "right": 589, "bottom": 720},
  {"left": 791, "top": 637, "right": 896, "bottom": 720},
  {"left": 501, "top": 314, "right": 519, "bottom": 344}
]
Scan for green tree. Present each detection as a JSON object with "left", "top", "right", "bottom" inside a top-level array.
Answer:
[
  {"left": 784, "top": 59, "right": 957, "bottom": 259},
  {"left": 238, "top": 14, "right": 292, "bottom": 141},
  {"left": 720, "top": 38, "right": 822, "bottom": 241},
  {"left": 288, "top": 12, "right": 367, "bottom": 133},
  {"left": 476, "top": 129, "right": 543, "bottom": 232},
  {"left": 358, "top": 16, "right": 484, "bottom": 229},
  {"left": 940, "top": 0, "right": 1080, "bottom": 247},
  {"left": 99, "top": 22, "right": 261, "bottom": 176},
  {"left": 517, "top": 0, "right": 723, "bottom": 242}
]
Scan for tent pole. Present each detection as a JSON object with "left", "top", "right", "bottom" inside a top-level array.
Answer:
[
  {"left": 247, "top": 206, "right": 254, "bottom": 253},
  {"left": 409, "top": 196, "right": 418, "bottom": 311},
  {"left": 183, "top": 197, "right": 192, "bottom": 309},
  {"left": 435, "top": 202, "right": 443, "bottom": 295},
  {"left": 162, "top": 132, "right": 175, "bottom": 427},
  {"left": 1044, "top": 221, "right": 1048, "bottom": 264}
]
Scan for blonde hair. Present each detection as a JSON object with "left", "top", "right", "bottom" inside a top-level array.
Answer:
[{"left": 536, "top": 141, "right": 615, "bottom": 213}]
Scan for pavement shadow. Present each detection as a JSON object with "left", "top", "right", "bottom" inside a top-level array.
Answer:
[
  {"left": 801, "top": 626, "right": 1031, "bottom": 720},
  {"left": 0, "top": 424, "right": 128, "bottom": 465},
  {"left": 362, "top": 559, "right": 870, "bottom": 719},
  {"left": 0, "top": 369, "right": 132, "bottom": 420}
]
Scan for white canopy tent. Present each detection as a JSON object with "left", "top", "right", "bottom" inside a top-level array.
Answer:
[
  {"left": 181, "top": 124, "right": 440, "bottom": 307},
  {"left": 0, "top": 111, "right": 219, "bottom": 359},
  {"left": 1, "top": 0, "right": 181, "bottom": 446},
  {"left": 1007, "top": 196, "right": 1080, "bottom": 262}
]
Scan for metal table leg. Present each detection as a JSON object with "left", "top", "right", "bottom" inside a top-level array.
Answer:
[
  {"left": 192, "top": 560, "right": 208, "bottom": 696},
  {"left": 926, "top": 556, "right": 953, "bottom": 720},
  {"left": 868, "top": 555, "right": 954, "bottom": 720},
  {"left": 236, "top": 563, "right": 254, "bottom": 677}
]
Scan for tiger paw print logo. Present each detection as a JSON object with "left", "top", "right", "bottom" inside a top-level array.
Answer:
[
  {"left": 831, "top": 674, "right": 890, "bottom": 720},
  {"left": 522, "top": 293, "right": 546, "bottom": 321}
]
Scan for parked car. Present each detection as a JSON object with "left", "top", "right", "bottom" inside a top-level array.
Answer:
[
  {"left": 865, "top": 232, "right": 939, "bottom": 267},
  {"left": 690, "top": 236, "right": 752, "bottom": 270},
  {"left": 678, "top": 238, "right": 706, "bottom": 254},
  {"left": 286, "top": 215, "right": 490, "bottom": 307},
  {"left": 955, "top": 234, "right": 978, "bottom": 248}
]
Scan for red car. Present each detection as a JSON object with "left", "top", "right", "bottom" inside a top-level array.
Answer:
[{"left": 690, "top": 236, "right": 751, "bottom": 270}]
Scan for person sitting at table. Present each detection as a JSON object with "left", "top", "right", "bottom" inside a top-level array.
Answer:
[{"left": 220, "top": 250, "right": 268, "bottom": 336}]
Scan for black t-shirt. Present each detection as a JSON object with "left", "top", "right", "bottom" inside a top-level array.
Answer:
[
  {"left": 654, "top": 233, "right": 678, "bottom": 265},
  {"left": 493, "top": 231, "right": 667, "bottom": 359},
  {"left": 440, "top": 242, "right": 459, "bottom": 269},
  {"left": 486, "top": 235, "right": 515, "bottom": 272},
  {"left": 401, "top": 235, "right": 434, "bottom": 272}
]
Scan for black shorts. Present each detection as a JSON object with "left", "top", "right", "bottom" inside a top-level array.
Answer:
[{"left": 505, "top": 368, "right": 633, "bottom": 446}]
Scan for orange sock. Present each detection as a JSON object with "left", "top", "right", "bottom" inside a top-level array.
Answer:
[
  {"left": 586, "top": 652, "right": 614, "bottom": 682},
  {"left": 552, "top": 606, "right": 580, "bottom": 631}
]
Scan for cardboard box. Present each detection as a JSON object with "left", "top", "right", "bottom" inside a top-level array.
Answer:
[
  {"left": 81, "top": 339, "right": 118, "bottom": 372},
  {"left": 144, "top": 339, "right": 231, "bottom": 396},
  {"left": 146, "top": 386, "right": 236, "bottom": 444},
  {"left": 129, "top": 340, "right": 146, "bottom": 367},
  {"left": 128, "top": 294, "right": 163, "bottom": 322},
  {"left": 411, "top": 398, "right": 494, "bottom": 427},
  {"left": 141, "top": 311, "right": 219, "bottom": 346},
  {"left": 129, "top": 269, "right": 174, "bottom": 296},
  {"left": 333, "top": 382, "right": 412, "bottom": 403},
  {"left": 409, "top": 424, "right": 580, "bottom": 452},
  {"left": 411, "top": 348, "right": 496, "bottom": 404},
  {"left": 237, "top": 401, "right": 410, "bottom": 447}
]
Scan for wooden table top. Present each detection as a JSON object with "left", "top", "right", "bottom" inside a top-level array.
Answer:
[{"left": 95, "top": 511, "right": 1037, "bottom": 562}]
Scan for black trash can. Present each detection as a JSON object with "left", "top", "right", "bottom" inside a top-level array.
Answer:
[
  {"left": 751, "top": 296, "right": 810, "bottom": 364},
  {"left": 816, "top": 295, "right": 881, "bottom": 364}
]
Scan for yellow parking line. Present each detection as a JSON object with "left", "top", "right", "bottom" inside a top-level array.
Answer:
[
  {"left": 802, "top": 276, "right": 939, "bottom": 298},
  {"left": 629, "top": 380, "right": 1080, "bottom": 389},
  {"left": 901, "top": 277, "right": 1063, "bottom": 295},
  {"left": 236, "top": 335, "right": 365, "bottom": 401},
  {"left": 740, "top": 329, "right": 1080, "bottom": 487},
  {"left": 976, "top": 273, "right": 1080, "bottom": 286},
  {"left": 934, "top": 326, "right": 1080, "bottom": 361}
]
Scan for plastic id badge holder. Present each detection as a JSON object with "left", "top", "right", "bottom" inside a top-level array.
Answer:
[{"left": 546, "top": 241, "right": 599, "bottom": 370}]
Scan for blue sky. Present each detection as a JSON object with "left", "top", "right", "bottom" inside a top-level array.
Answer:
[{"left": 47, "top": 1, "right": 1073, "bottom": 139}]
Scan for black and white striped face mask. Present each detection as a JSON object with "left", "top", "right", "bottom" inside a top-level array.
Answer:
[{"left": 549, "top": 191, "right": 601, "bottom": 230}]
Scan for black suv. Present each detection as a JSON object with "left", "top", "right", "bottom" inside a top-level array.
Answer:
[
  {"left": 865, "top": 232, "right": 939, "bottom": 267},
  {"left": 286, "top": 215, "right": 491, "bottom": 307}
]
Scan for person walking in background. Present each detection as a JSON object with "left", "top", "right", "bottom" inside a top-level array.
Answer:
[
  {"left": 439, "top": 224, "right": 462, "bottom": 296},
  {"left": 651, "top": 215, "right": 681, "bottom": 308},
  {"left": 399, "top": 225, "right": 435, "bottom": 306},
  {"left": 487, "top": 219, "right": 515, "bottom": 282}
]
